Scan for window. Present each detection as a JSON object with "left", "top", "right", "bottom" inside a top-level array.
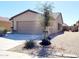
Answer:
[{"left": 58, "top": 23, "right": 61, "bottom": 30}]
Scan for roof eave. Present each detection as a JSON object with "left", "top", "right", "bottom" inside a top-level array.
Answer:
[{"left": 9, "top": 9, "right": 40, "bottom": 20}]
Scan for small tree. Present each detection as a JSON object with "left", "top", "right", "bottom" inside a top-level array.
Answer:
[{"left": 39, "top": 2, "right": 54, "bottom": 46}]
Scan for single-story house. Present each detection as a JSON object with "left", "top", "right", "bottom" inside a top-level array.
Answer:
[
  {"left": 0, "top": 16, "right": 11, "bottom": 31},
  {"left": 62, "top": 23, "right": 70, "bottom": 31},
  {"left": 10, "top": 9, "right": 63, "bottom": 35}
]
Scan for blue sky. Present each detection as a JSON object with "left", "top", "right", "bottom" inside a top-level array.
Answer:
[{"left": 0, "top": 1, "right": 79, "bottom": 26}]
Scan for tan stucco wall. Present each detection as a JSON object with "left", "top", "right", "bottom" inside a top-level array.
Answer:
[
  {"left": 47, "top": 13, "right": 63, "bottom": 35},
  {"left": 47, "top": 20, "right": 58, "bottom": 35},
  {"left": 56, "top": 14, "right": 63, "bottom": 32}
]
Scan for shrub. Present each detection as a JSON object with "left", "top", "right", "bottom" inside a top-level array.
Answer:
[
  {"left": 40, "top": 39, "right": 51, "bottom": 46},
  {"left": 0, "top": 27, "right": 7, "bottom": 36},
  {"left": 3, "top": 29, "right": 7, "bottom": 34},
  {"left": 24, "top": 40, "right": 36, "bottom": 49}
]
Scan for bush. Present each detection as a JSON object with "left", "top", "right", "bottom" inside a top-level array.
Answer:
[
  {"left": 40, "top": 39, "right": 51, "bottom": 46},
  {"left": 24, "top": 40, "right": 36, "bottom": 49},
  {"left": 3, "top": 29, "right": 7, "bottom": 34},
  {"left": 0, "top": 27, "right": 7, "bottom": 36}
]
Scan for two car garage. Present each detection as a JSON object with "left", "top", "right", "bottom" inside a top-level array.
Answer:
[{"left": 16, "top": 21, "right": 43, "bottom": 34}]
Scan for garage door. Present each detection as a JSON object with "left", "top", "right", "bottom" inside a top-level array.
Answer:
[{"left": 17, "top": 21, "right": 42, "bottom": 34}]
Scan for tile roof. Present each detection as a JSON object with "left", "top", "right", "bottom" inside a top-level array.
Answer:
[{"left": 9, "top": 9, "right": 62, "bottom": 21}]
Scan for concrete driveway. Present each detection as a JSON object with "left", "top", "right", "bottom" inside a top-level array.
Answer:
[
  {"left": 4, "top": 33, "right": 42, "bottom": 40},
  {"left": 0, "top": 50, "right": 33, "bottom": 58},
  {"left": 0, "top": 33, "right": 42, "bottom": 50}
]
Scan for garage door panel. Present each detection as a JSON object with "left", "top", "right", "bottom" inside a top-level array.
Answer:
[{"left": 16, "top": 21, "right": 42, "bottom": 34}]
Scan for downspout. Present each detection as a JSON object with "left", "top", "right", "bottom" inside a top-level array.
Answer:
[
  {"left": 12, "top": 20, "right": 14, "bottom": 32},
  {"left": 10, "top": 18, "right": 14, "bottom": 33}
]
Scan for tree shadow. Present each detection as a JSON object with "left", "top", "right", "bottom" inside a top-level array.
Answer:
[
  {"left": 37, "top": 46, "right": 54, "bottom": 58},
  {"left": 37, "top": 46, "right": 49, "bottom": 57},
  {"left": 35, "top": 31, "right": 64, "bottom": 58}
]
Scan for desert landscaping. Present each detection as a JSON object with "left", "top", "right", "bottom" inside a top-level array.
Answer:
[{"left": 2, "top": 31, "right": 78, "bottom": 58}]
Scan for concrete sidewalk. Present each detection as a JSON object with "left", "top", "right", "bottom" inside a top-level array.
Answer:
[{"left": 0, "top": 50, "right": 32, "bottom": 58}]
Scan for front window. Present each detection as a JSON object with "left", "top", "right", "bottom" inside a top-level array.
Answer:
[{"left": 58, "top": 23, "right": 61, "bottom": 30}]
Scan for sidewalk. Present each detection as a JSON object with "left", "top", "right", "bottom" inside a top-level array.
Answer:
[{"left": 0, "top": 50, "right": 32, "bottom": 58}]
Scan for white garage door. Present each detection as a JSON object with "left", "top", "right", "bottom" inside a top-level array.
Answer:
[{"left": 17, "top": 21, "right": 42, "bottom": 34}]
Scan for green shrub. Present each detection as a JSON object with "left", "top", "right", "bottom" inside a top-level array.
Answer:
[
  {"left": 40, "top": 39, "right": 51, "bottom": 46},
  {"left": 24, "top": 40, "right": 36, "bottom": 49},
  {"left": 0, "top": 27, "right": 7, "bottom": 36},
  {"left": 3, "top": 29, "right": 7, "bottom": 34}
]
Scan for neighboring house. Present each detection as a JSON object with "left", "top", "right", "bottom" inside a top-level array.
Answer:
[
  {"left": 0, "top": 17, "right": 11, "bottom": 31},
  {"left": 76, "top": 20, "right": 79, "bottom": 31},
  {"left": 10, "top": 9, "right": 63, "bottom": 35},
  {"left": 62, "top": 23, "right": 70, "bottom": 31}
]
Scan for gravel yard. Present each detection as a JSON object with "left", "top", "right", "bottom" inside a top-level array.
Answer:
[
  {"left": 52, "top": 32, "right": 79, "bottom": 57},
  {"left": 8, "top": 32, "right": 79, "bottom": 58}
]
